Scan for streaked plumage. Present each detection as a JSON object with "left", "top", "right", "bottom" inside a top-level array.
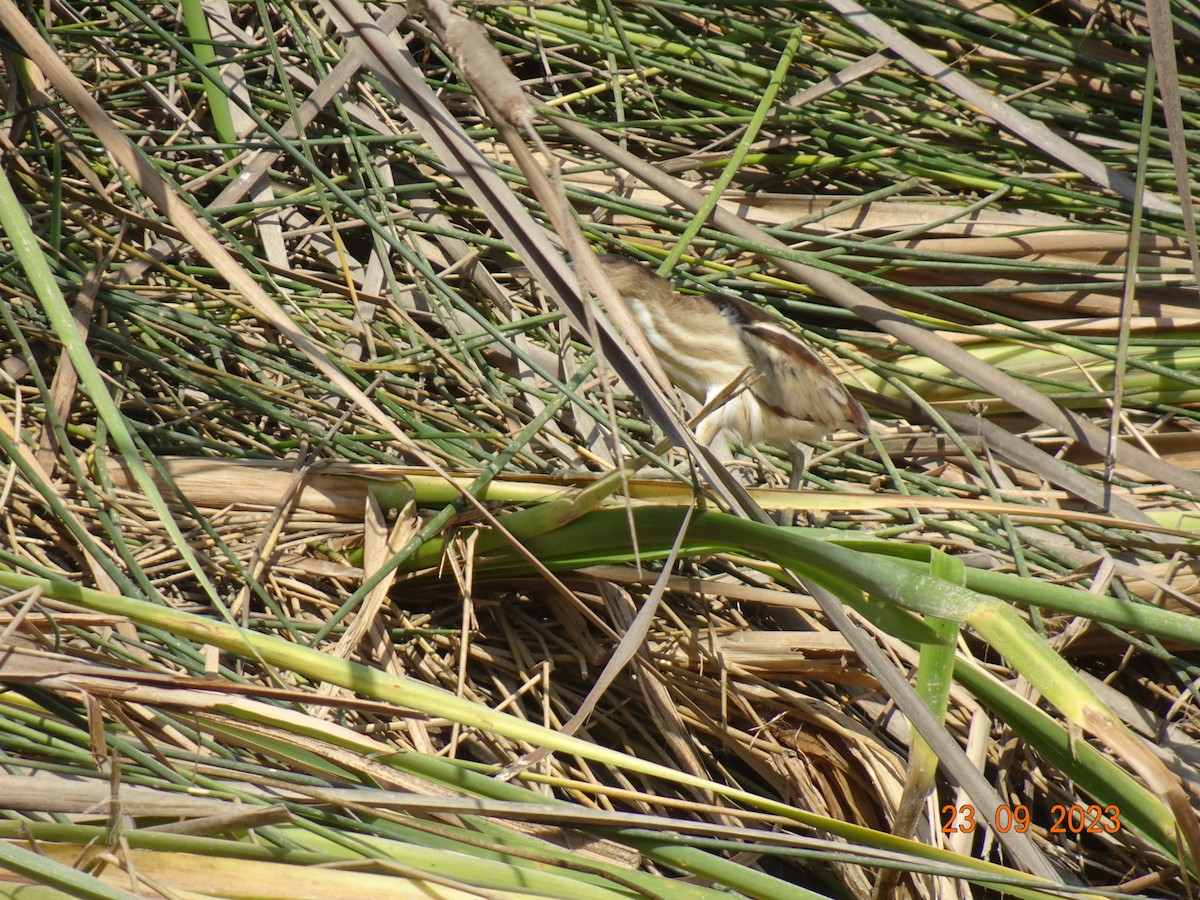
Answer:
[{"left": 596, "top": 254, "right": 868, "bottom": 450}]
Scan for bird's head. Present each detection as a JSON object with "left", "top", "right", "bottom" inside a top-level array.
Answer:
[{"left": 593, "top": 254, "right": 676, "bottom": 310}]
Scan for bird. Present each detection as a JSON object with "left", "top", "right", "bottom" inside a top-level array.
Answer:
[{"left": 593, "top": 254, "right": 868, "bottom": 476}]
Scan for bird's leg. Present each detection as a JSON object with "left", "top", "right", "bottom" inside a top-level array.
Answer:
[
  {"left": 690, "top": 411, "right": 772, "bottom": 489},
  {"left": 694, "top": 416, "right": 752, "bottom": 482},
  {"left": 737, "top": 442, "right": 775, "bottom": 485},
  {"left": 692, "top": 407, "right": 723, "bottom": 451},
  {"left": 776, "top": 444, "right": 811, "bottom": 526},
  {"left": 722, "top": 446, "right": 767, "bottom": 486},
  {"left": 692, "top": 375, "right": 768, "bottom": 481},
  {"left": 788, "top": 444, "right": 811, "bottom": 491}
]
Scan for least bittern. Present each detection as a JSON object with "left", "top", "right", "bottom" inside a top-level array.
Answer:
[{"left": 595, "top": 255, "right": 868, "bottom": 480}]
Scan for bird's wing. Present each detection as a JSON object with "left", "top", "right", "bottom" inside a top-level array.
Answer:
[{"left": 740, "top": 320, "right": 870, "bottom": 434}]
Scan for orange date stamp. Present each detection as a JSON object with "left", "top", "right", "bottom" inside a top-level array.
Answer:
[{"left": 941, "top": 803, "right": 1121, "bottom": 835}]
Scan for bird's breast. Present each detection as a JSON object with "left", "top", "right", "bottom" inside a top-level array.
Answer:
[{"left": 624, "top": 297, "right": 751, "bottom": 400}]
